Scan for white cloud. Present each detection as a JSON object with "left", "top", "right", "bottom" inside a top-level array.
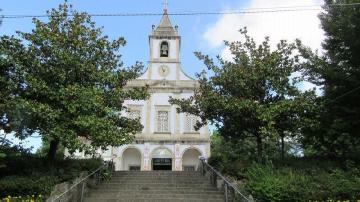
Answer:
[
  {"left": 204, "top": 0, "right": 325, "bottom": 57},
  {"left": 204, "top": 0, "right": 325, "bottom": 93}
]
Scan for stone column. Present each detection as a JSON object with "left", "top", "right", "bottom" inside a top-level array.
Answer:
[
  {"left": 114, "top": 156, "right": 122, "bottom": 171},
  {"left": 174, "top": 143, "right": 182, "bottom": 171},
  {"left": 174, "top": 93, "right": 181, "bottom": 140},
  {"left": 112, "top": 147, "right": 121, "bottom": 171},
  {"left": 143, "top": 143, "right": 151, "bottom": 171},
  {"left": 145, "top": 98, "right": 152, "bottom": 136}
]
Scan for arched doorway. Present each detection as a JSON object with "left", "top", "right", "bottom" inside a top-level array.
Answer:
[
  {"left": 151, "top": 147, "right": 173, "bottom": 170},
  {"left": 182, "top": 148, "right": 201, "bottom": 171},
  {"left": 122, "top": 148, "right": 141, "bottom": 171}
]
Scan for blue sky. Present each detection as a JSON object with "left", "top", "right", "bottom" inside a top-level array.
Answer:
[
  {"left": 0, "top": 0, "right": 324, "bottom": 152},
  {"left": 1, "top": 0, "right": 244, "bottom": 77}
]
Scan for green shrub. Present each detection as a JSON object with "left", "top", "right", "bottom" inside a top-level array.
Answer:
[
  {"left": 0, "top": 175, "right": 59, "bottom": 198},
  {"left": 0, "top": 156, "right": 103, "bottom": 198},
  {"left": 244, "top": 163, "right": 360, "bottom": 202}
]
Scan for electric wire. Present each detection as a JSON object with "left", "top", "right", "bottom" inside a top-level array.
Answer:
[
  {"left": 328, "top": 85, "right": 360, "bottom": 103},
  {"left": 1, "top": 2, "right": 360, "bottom": 19}
]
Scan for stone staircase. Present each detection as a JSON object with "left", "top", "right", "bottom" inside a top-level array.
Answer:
[{"left": 85, "top": 171, "right": 224, "bottom": 202}]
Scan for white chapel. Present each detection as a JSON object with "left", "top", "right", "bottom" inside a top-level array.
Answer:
[{"left": 69, "top": 6, "right": 210, "bottom": 171}]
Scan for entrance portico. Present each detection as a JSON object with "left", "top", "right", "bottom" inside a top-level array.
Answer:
[
  {"left": 109, "top": 143, "right": 209, "bottom": 171},
  {"left": 151, "top": 147, "right": 173, "bottom": 170}
]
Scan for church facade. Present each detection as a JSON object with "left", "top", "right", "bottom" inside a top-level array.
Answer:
[{"left": 69, "top": 8, "right": 210, "bottom": 171}]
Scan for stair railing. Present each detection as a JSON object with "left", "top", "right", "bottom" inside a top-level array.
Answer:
[
  {"left": 50, "top": 158, "right": 115, "bottom": 202},
  {"left": 198, "top": 157, "right": 253, "bottom": 202}
]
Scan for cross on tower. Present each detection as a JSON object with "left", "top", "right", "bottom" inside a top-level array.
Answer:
[{"left": 163, "top": 0, "right": 168, "bottom": 11}]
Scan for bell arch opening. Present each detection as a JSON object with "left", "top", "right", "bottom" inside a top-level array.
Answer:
[{"left": 160, "top": 41, "right": 169, "bottom": 57}]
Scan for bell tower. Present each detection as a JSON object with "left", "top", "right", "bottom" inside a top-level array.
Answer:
[
  {"left": 90, "top": 0, "right": 211, "bottom": 172},
  {"left": 147, "top": 4, "right": 181, "bottom": 80}
]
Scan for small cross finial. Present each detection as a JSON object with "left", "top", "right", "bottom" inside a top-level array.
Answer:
[{"left": 163, "top": 0, "right": 168, "bottom": 11}]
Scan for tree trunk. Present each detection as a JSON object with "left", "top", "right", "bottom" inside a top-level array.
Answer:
[
  {"left": 281, "top": 135, "right": 285, "bottom": 161},
  {"left": 256, "top": 135, "right": 263, "bottom": 163},
  {"left": 47, "top": 138, "right": 59, "bottom": 161}
]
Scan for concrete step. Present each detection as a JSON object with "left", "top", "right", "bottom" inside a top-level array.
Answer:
[
  {"left": 88, "top": 190, "right": 222, "bottom": 196},
  {"left": 109, "top": 175, "right": 205, "bottom": 179},
  {"left": 112, "top": 171, "right": 202, "bottom": 176},
  {"left": 84, "top": 198, "right": 223, "bottom": 202},
  {"left": 105, "top": 178, "right": 209, "bottom": 183},
  {"left": 110, "top": 176, "right": 206, "bottom": 179},
  {"left": 85, "top": 171, "right": 224, "bottom": 202},
  {"left": 106, "top": 180, "right": 209, "bottom": 184},
  {"left": 91, "top": 187, "right": 219, "bottom": 192},
  {"left": 86, "top": 193, "right": 223, "bottom": 199},
  {"left": 98, "top": 183, "right": 215, "bottom": 189},
  {"left": 101, "top": 181, "right": 212, "bottom": 184},
  {"left": 107, "top": 179, "right": 208, "bottom": 183}
]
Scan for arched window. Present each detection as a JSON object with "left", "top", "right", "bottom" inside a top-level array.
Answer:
[{"left": 160, "top": 41, "right": 169, "bottom": 57}]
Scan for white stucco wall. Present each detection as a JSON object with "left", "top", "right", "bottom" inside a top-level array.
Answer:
[
  {"left": 151, "top": 63, "right": 177, "bottom": 80},
  {"left": 137, "top": 64, "right": 193, "bottom": 81},
  {"left": 179, "top": 67, "right": 193, "bottom": 80}
]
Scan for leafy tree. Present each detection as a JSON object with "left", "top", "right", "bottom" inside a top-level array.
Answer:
[
  {"left": 170, "top": 29, "right": 316, "bottom": 162},
  {"left": 1, "top": 7, "right": 11, "bottom": 131},
  {"left": 0, "top": 2, "right": 148, "bottom": 160},
  {"left": 0, "top": 37, "right": 26, "bottom": 135},
  {"left": 300, "top": 0, "right": 360, "bottom": 157},
  {"left": 0, "top": 48, "right": 13, "bottom": 134},
  {"left": 36, "top": 139, "right": 65, "bottom": 159},
  {"left": 209, "top": 131, "right": 267, "bottom": 176},
  {"left": 272, "top": 93, "right": 317, "bottom": 160}
]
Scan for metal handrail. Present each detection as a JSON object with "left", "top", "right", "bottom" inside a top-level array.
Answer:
[
  {"left": 199, "top": 157, "right": 253, "bottom": 202},
  {"left": 51, "top": 158, "right": 115, "bottom": 202}
]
